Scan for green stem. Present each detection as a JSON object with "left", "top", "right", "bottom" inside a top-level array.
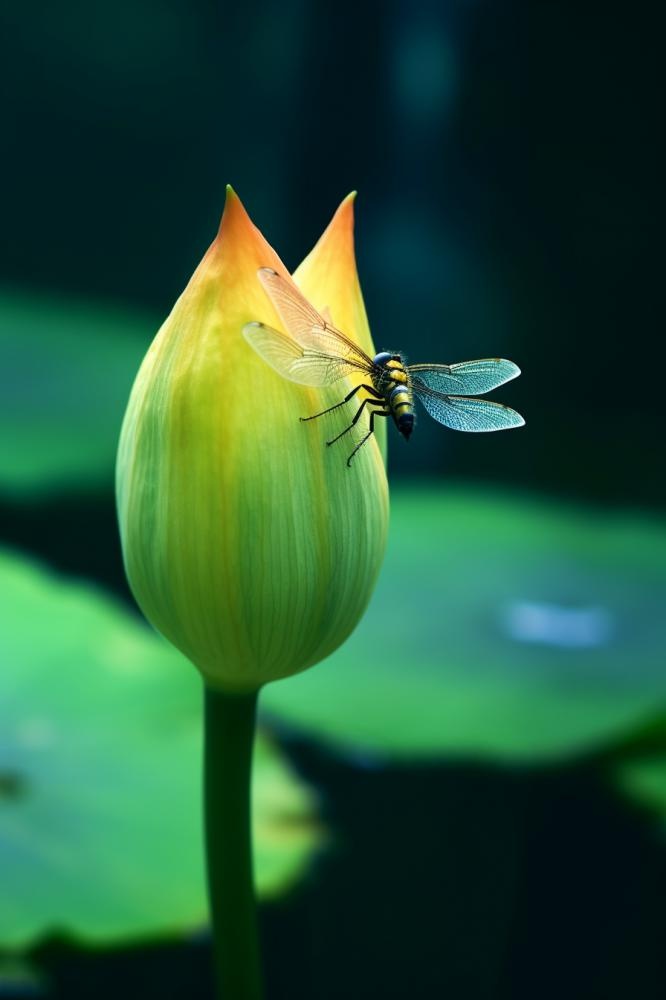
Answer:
[{"left": 204, "top": 685, "right": 263, "bottom": 1000}]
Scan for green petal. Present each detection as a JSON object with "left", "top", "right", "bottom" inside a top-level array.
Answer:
[
  {"left": 117, "top": 190, "right": 388, "bottom": 689},
  {"left": 0, "top": 550, "right": 323, "bottom": 949},
  {"left": 262, "top": 487, "right": 666, "bottom": 761}
]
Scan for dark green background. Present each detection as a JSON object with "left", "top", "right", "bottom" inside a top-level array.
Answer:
[
  {"left": 2, "top": 0, "right": 664, "bottom": 506},
  {"left": 2, "top": 1, "right": 665, "bottom": 998}
]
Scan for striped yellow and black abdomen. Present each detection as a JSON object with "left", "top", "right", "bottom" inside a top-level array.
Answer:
[{"left": 379, "top": 358, "right": 415, "bottom": 440}]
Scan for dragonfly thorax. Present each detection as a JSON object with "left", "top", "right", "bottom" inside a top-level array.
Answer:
[
  {"left": 371, "top": 352, "right": 408, "bottom": 394},
  {"left": 369, "top": 352, "right": 414, "bottom": 439}
]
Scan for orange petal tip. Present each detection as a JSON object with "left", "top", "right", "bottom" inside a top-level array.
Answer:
[{"left": 217, "top": 185, "right": 256, "bottom": 243}]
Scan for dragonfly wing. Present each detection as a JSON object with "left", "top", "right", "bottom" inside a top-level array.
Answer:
[
  {"left": 409, "top": 359, "right": 521, "bottom": 396},
  {"left": 257, "top": 268, "right": 324, "bottom": 345},
  {"left": 243, "top": 322, "right": 360, "bottom": 386},
  {"left": 415, "top": 390, "right": 525, "bottom": 432},
  {"left": 257, "top": 267, "right": 374, "bottom": 370}
]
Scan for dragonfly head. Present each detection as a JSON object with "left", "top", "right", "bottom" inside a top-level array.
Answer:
[{"left": 397, "top": 411, "right": 414, "bottom": 440}]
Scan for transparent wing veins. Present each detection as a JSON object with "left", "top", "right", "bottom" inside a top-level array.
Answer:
[
  {"left": 414, "top": 389, "right": 525, "bottom": 432},
  {"left": 243, "top": 322, "right": 366, "bottom": 387},
  {"left": 257, "top": 267, "right": 374, "bottom": 369},
  {"left": 408, "top": 359, "right": 521, "bottom": 397}
]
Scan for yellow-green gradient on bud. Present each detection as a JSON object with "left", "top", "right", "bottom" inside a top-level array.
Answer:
[{"left": 116, "top": 188, "right": 389, "bottom": 691}]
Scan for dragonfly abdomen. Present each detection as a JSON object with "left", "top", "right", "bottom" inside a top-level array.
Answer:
[{"left": 387, "top": 385, "right": 415, "bottom": 439}]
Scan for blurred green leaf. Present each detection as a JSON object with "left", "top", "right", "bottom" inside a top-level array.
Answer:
[
  {"left": 0, "top": 289, "right": 154, "bottom": 494},
  {"left": 616, "top": 754, "right": 666, "bottom": 829},
  {"left": 0, "top": 551, "right": 322, "bottom": 950},
  {"left": 262, "top": 488, "right": 666, "bottom": 762}
]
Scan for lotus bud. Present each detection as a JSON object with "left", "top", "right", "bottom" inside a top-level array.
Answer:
[{"left": 116, "top": 187, "right": 389, "bottom": 691}]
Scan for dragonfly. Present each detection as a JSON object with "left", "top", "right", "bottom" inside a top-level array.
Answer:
[{"left": 243, "top": 267, "right": 525, "bottom": 466}]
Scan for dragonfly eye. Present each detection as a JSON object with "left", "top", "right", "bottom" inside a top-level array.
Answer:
[{"left": 373, "top": 351, "right": 393, "bottom": 366}]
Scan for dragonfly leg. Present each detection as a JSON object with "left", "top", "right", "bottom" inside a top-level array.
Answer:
[
  {"left": 301, "top": 383, "right": 381, "bottom": 422},
  {"left": 326, "top": 396, "right": 384, "bottom": 446},
  {"left": 346, "top": 408, "right": 389, "bottom": 467}
]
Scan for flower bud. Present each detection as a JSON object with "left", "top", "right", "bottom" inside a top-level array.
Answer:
[{"left": 116, "top": 188, "right": 389, "bottom": 691}]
